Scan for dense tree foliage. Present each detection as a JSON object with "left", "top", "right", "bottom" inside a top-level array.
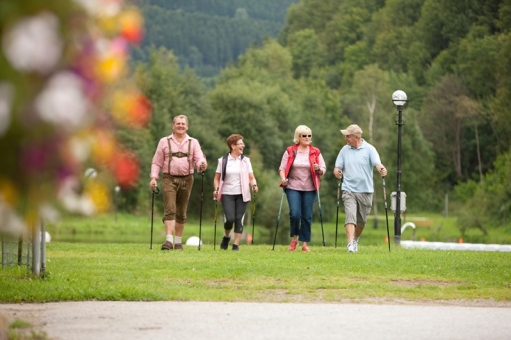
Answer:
[
  {"left": 139, "top": 0, "right": 299, "bottom": 23},
  {"left": 134, "top": 0, "right": 299, "bottom": 77},
  {"left": 120, "top": 0, "right": 511, "bottom": 238},
  {"left": 278, "top": 0, "right": 511, "bottom": 230}
]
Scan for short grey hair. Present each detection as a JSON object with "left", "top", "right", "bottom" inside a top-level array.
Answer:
[{"left": 173, "top": 115, "right": 189, "bottom": 125}]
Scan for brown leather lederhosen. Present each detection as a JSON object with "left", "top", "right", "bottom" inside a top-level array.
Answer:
[{"left": 161, "top": 138, "right": 195, "bottom": 223}]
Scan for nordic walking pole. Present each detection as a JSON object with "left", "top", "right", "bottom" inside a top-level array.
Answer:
[
  {"left": 213, "top": 197, "right": 218, "bottom": 250},
  {"left": 198, "top": 171, "right": 205, "bottom": 251},
  {"left": 382, "top": 172, "right": 391, "bottom": 252},
  {"left": 251, "top": 194, "right": 256, "bottom": 244},
  {"left": 315, "top": 174, "right": 326, "bottom": 246},
  {"left": 335, "top": 177, "right": 341, "bottom": 248},
  {"left": 150, "top": 187, "right": 160, "bottom": 250},
  {"left": 272, "top": 191, "right": 285, "bottom": 251}
]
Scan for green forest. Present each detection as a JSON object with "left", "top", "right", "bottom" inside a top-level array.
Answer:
[
  {"left": 120, "top": 0, "right": 511, "bottom": 239},
  {"left": 134, "top": 0, "right": 299, "bottom": 77}
]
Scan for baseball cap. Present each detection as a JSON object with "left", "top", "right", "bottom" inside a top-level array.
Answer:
[{"left": 340, "top": 124, "right": 363, "bottom": 137}]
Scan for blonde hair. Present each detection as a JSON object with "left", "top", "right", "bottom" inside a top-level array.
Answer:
[{"left": 293, "top": 125, "right": 312, "bottom": 144}]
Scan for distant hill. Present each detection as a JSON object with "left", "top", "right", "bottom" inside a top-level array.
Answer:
[{"left": 133, "top": 0, "right": 299, "bottom": 78}]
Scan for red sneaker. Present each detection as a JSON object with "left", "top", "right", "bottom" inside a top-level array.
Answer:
[
  {"left": 302, "top": 245, "right": 310, "bottom": 252},
  {"left": 288, "top": 240, "right": 298, "bottom": 251}
]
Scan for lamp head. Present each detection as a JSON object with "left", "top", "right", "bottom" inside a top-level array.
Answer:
[{"left": 392, "top": 90, "right": 408, "bottom": 110}]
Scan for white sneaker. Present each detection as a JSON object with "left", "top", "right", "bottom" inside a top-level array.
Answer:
[
  {"left": 353, "top": 240, "right": 358, "bottom": 252},
  {"left": 347, "top": 243, "right": 355, "bottom": 253}
]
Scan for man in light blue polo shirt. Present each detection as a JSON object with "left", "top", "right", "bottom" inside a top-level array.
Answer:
[{"left": 333, "top": 124, "right": 387, "bottom": 253}]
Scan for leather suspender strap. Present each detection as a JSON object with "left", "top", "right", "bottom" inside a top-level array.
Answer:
[
  {"left": 167, "top": 138, "right": 171, "bottom": 175},
  {"left": 188, "top": 139, "right": 191, "bottom": 174},
  {"left": 167, "top": 137, "right": 192, "bottom": 175}
]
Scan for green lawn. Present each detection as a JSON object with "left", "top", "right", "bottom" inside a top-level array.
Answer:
[
  {"left": 2, "top": 213, "right": 510, "bottom": 305},
  {"left": 1, "top": 241, "right": 510, "bottom": 304}
]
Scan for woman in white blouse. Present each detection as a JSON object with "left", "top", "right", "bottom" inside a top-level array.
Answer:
[{"left": 213, "top": 134, "right": 258, "bottom": 251}]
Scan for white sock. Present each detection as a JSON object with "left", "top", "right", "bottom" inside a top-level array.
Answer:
[
  {"left": 166, "top": 235, "right": 173, "bottom": 243},
  {"left": 354, "top": 237, "right": 359, "bottom": 242},
  {"left": 175, "top": 236, "right": 182, "bottom": 244}
]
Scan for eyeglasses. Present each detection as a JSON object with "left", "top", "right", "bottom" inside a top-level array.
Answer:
[{"left": 301, "top": 135, "right": 312, "bottom": 138}]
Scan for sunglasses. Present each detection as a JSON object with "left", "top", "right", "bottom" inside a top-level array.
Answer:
[{"left": 301, "top": 135, "right": 312, "bottom": 138}]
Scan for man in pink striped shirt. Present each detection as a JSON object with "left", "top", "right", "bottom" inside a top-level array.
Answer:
[{"left": 149, "top": 115, "right": 207, "bottom": 250}]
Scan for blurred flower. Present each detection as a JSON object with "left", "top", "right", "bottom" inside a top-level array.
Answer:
[
  {"left": 72, "top": 42, "right": 103, "bottom": 102},
  {"left": 111, "top": 89, "right": 152, "bottom": 128},
  {"left": 0, "top": 83, "right": 13, "bottom": 136},
  {"left": 74, "top": 0, "right": 122, "bottom": 17},
  {"left": 129, "top": 94, "right": 152, "bottom": 127},
  {"left": 0, "top": 200, "right": 27, "bottom": 237},
  {"left": 91, "top": 129, "right": 117, "bottom": 167},
  {"left": 35, "top": 71, "right": 92, "bottom": 131},
  {"left": 113, "top": 151, "right": 139, "bottom": 188},
  {"left": 20, "top": 138, "right": 59, "bottom": 175},
  {"left": 119, "top": 8, "right": 144, "bottom": 44},
  {"left": 0, "top": 178, "right": 18, "bottom": 206},
  {"left": 1, "top": 11, "right": 63, "bottom": 74},
  {"left": 95, "top": 37, "right": 128, "bottom": 83},
  {"left": 58, "top": 177, "right": 96, "bottom": 215},
  {"left": 85, "top": 181, "right": 111, "bottom": 213},
  {"left": 69, "top": 137, "right": 91, "bottom": 162},
  {"left": 0, "top": 0, "right": 150, "bottom": 237},
  {"left": 39, "top": 204, "right": 60, "bottom": 223}
]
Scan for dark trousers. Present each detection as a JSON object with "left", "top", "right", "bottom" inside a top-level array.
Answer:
[{"left": 221, "top": 194, "right": 249, "bottom": 234}]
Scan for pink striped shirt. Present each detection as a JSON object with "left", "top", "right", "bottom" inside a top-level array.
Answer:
[{"left": 150, "top": 134, "right": 206, "bottom": 178}]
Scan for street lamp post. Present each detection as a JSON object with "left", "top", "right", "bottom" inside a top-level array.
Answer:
[{"left": 392, "top": 90, "right": 407, "bottom": 246}]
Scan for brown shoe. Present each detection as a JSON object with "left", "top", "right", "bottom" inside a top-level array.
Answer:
[
  {"left": 174, "top": 243, "right": 183, "bottom": 250},
  {"left": 161, "top": 241, "right": 173, "bottom": 250}
]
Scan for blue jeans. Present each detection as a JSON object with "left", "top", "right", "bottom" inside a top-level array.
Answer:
[{"left": 285, "top": 189, "right": 317, "bottom": 242}]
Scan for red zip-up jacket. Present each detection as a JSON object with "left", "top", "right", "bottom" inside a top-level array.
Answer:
[{"left": 279, "top": 144, "right": 322, "bottom": 191}]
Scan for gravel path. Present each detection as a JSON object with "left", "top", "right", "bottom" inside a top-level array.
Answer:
[{"left": 2, "top": 300, "right": 511, "bottom": 339}]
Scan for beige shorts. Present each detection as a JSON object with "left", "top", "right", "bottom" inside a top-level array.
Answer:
[{"left": 342, "top": 191, "right": 373, "bottom": 227}]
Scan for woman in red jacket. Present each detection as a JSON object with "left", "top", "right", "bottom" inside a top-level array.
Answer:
[{"left": 278, "top": 125, "right": 326, "bottom": 252}]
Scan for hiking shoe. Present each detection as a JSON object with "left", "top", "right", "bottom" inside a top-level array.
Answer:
[
  {"left": 353, "top": 240, "right": 358, "bottom": 252},
  {"left": 220, "top": 236, "right": 230, "bottom": 250},
  {"left": 347, "top": 243, "right": 355, "bottom": 253},
  {"left": 232, "top": 244, "right": 239, "bottom": 251},
  {"left": 174, "top": 243, "right": 183, "bottom": 250},
  {"left": 288, "top": 240, "right": 298, "bottom": 251},
  {"left": 161, "top": 241, "right": 173, "bottom": 250},
  {"left": 302, "top": 245, "right": 310, "bottom": 252}
]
